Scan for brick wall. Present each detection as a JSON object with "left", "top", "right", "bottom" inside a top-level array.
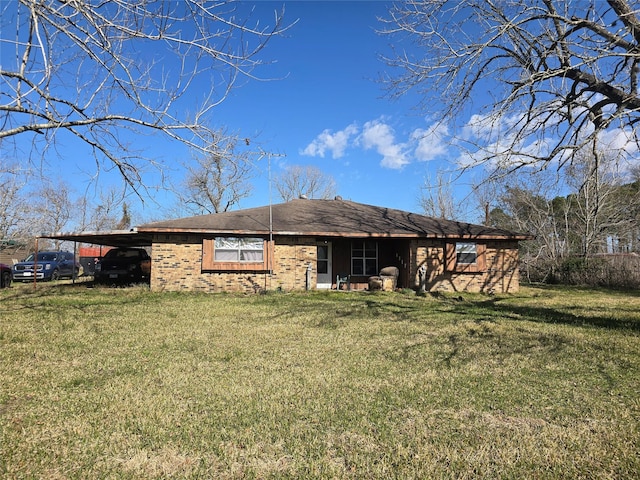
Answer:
[
  {"left": 151, "top": 235, "right": 521, "bottom": 294},
  {"left": 269, "top": 237, "right": 317, "bottom": 291},
  {"left": 150, "top": 235, "right": 317, "bottom": 293},
  {"left": 410, "top": 239, "right": 521, "bottom": 294}
]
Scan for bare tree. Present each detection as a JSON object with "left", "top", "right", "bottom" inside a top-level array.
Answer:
[
  {"left": 115, "top": 203, "right": 132, "bottom": 230},
  {"left": 0, "top": 164, "right": 30, "bottom": 241},
  {"left": 77, "top": 187, "right": 130, "bottom": 232},
  {"left": 489, "top": 174, "right": 571, "bottom": 282},
  {"left": 381, "top": 0, "right": 640, "bottom": 173},
  {"left": 471, "top": 175, "right": 502, "bottom": 225},
  {"left": 612, "top": 180, "right": 640, "bottom": 253},
  {"left": 179, "top": 131, "right": 254, "bottom": 214},
  {"left": 0, "top": 1, "right": 290, "bottom": 190},
  {"left": 0, "top": 165, "right": 86, "bottom": 251},
  {"left": 418, "top": 170, "right": 462, "bottom": 220},
  {"left": 565, "top": 150, "right": 634, "bottom": 256},
  {"left": 490, "top": 149, "right": 640, "bottom": 283},
  {"left": 274, "top": 165, "right": 337, "bottom": 202},
  {"left": 32, "top": 182, "right": 78, "bottom": 249}
]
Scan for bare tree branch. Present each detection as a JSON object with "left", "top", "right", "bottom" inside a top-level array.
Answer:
[
  {"left": 179, "top": 130, "right": 255, "bottom": 214},
  {"left": 0, "top": 164, "right": 31, "bottom": 240},
  {"left": 0, "top": 0, "right": 292, "bottom": 189},
  {"left": 274, "top": 165, "right": 337, "bottom": 202},
  {"left": 380, "top": 0, "right": 640, "bottom": 172},
  {"left": 418, "top": 170, "right": 462, "bottom": 220}
]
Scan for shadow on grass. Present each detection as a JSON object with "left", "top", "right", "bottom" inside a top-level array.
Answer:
[
  {"left": 355, "top": 285, "right": 640, "bottom": 332},
  {"left": 276, "top": 289, "right": 629, "bottom": 333},
  {"left": 0, "top": 279, "right": 149, "bottom": 311},
  {"left": 4, "top": 282, "right": 638, "bottom": 332},
  {"left": 259, "top": 291, "right": 428, "bottom": 327},
  {"left": 466, "top": 296, "right": 640, "bottom": 332}
]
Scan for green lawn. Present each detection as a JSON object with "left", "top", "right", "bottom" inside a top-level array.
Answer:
[{"left": 1, "top": 282, "right": 639, "bottom": 479}]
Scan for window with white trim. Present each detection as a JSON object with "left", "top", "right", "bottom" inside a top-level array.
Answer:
[
  {"left": 446, "top": 242, "right": 486, "bottom": 273},
  {"left": 202, "top": 237, "right": 271, "bottom": 271},
  {"left": 214, "top": 237, "right": 264, "bottom": 262},
  {"left": 352, "top": 240, "right": 378, "bottom": 276}
]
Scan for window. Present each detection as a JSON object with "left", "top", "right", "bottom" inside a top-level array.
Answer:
[
  {"left": 214, "top": 237, "right": 264, "bottom": 262},
  {"left": 446, "top": 242, "right": 486, "bottom": 273},
  {"left": 202, "top": 237, "right": 272, "bottom": 271},
  {"left": 456, "top": 242, "right": 477, "bottom": 264},
  {"left": 317, "top": 245, "right": 329, "bottom": 275},
  {"left": 352, "top": 241, "right": 377, "bottom": 276}
]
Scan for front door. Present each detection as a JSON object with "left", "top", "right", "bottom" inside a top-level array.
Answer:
[{"left": 317, "top": 242, "right": 332, "bottom": 289}]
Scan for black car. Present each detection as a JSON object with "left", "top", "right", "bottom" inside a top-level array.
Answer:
[
  {"left": 12, "top": 251, "right": 80, "bottom": 282},
  {"left": 94, "top": 247, "right": 151, "bottom": 284},
  {"left": 0, "top": 263, "right": 11, "bottom": 288}
]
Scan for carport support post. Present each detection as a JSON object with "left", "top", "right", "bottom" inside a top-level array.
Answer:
[
  {"left": 33, "top": 236, "right": 39, "bottom": 290},
  {"left": 73, "top": 242, "right": 77, "bottom": 284}
]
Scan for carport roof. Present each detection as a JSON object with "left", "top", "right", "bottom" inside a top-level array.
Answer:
[{"left": 42, "top": 229, "right": 153, "bottom": 248}]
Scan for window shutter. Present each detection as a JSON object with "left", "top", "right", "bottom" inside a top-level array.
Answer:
[
  {"left": 202, "top": 238, "right": 214, "bottom": 270},
  {"left": 445, "top": 243, "right": 457, "bottom": 271},
  {"left": 265, "top": 240, "right": 274, "bottom": 271},
  {"left": 476, "top": 243, "right": 486, "bottom": 271}
]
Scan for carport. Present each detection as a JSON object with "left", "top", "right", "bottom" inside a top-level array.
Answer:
[{"left": 40, "top": 229, "right": 153, "bottom": 278}]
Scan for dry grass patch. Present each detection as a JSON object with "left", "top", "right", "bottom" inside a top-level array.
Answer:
[{"left": 118, "top": 447, "right": 199, "bottom": 477}]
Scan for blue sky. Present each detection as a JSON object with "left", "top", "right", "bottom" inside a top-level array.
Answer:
[
  {"left": 3, "top": 0, "right": 483, "bottom": 226},
  {"left": 5, "top": 0, "right": 638, "bottom": 231},
  {"left": 121, "top": 0, "right": 470, "bottom": 222},
  {"left": 196, "top": 1, "right": 461, "bottom": 216}
]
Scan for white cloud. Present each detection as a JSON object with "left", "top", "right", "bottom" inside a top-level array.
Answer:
[
  {"left": 359, "top": 120, "right": 409, "bottom": 169},
  {"left": 458, "top": 108, "right": 640, "bottom": 172},
  {"left": 457, "top": 111, "right": 553, "bottom": 168},
  {"left": 301, "top": 123, "right": 358, "bottom": 159},
  {"left": 460, "top": 112, "right": 517, "bottom": 144},
  {"left": 302, "top": 117, "right": 456, "bottom": 169},
  {"left": 411, "top": 123, "right": 450, "bottom": 161},
  {"left": 599, "top": 128, "right": 639, "bottom": 155}
]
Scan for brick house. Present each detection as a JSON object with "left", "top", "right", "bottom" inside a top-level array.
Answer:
[{"left": 133, "top": 198, "right": 532, "bottom": 294}]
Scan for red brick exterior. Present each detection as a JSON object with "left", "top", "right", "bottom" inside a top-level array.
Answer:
[
  {"left": 150, "top": 235, "right": 521, "bottom": 294},
  {"left": 410, "top": 239, "right": 521, "bottom": 293}
]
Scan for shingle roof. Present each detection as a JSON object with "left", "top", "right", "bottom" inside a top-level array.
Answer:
[{"left": 138, "top": 199, "right": 532, "bottom": 240}]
